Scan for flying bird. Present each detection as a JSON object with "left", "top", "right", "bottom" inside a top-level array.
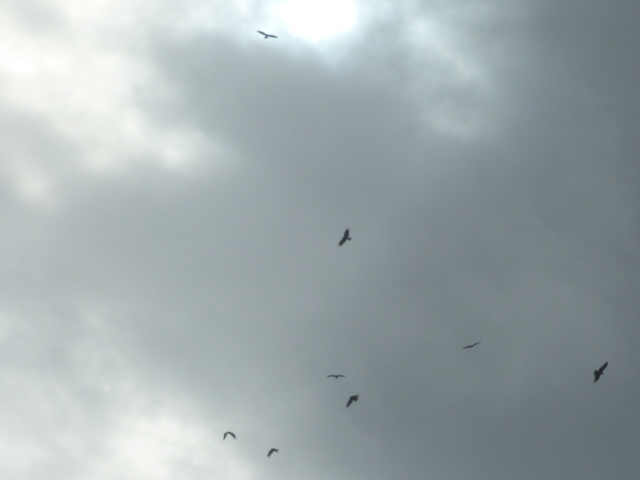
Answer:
[
  {"left": 346, "top": 395, "right": 359, "bottom": 408},
  {"left": 257, "top": 30, "right": 278, "bottom": 39},
  {"left": 268, "top": 448, "right": 279, "bottom": 457},
  {"left": 593, "top": 362, "right": 608, "bottom": 382},
  {"left": 463, "top": 342, "right": 481, "bottom": 349},
  {"left": 339, "top": 229, "right": 351, "bottom": 246},
  {"left": 328, "top": 374, "right": 345, "bottom": 379},
  {"left": 223, "top": 431, "right": 236, "bottom": 440}
]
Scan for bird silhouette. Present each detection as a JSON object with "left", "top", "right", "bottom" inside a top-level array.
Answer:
[
  {"left": 346, "top": 395, "right": 359, "bottom": 408},
  {"left": 339, "top": 229, "right": 351, "bottom": 246},
  {"left": 328, "top": 374, "right": 345, "bottom": 379},
  {"left": 463, "top": 342, "right": 481, "bottom": 349},
  {"left": 257, "top": 30, "right": 277, "bottom": 39},
  {"left": 268, "top": 448, "right": 279, "bottom": 457},
  {"left": 594, "top": 362, "right": 608, "bottom": 382},
  {"left": 223, "top": 431, "right": 236, "bottom": 440}
]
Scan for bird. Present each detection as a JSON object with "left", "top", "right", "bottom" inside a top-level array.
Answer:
[
  {"left": 346, "top": 395, "right": 359, "bottom": 408},
  {"left": 257, "top": 30, "right": 278, "bottom": 39},
  {"left": 223, "top": 431, "right": 236, "bottom": 440},
  {"left": 268, "top": 448, "right": 279, "bottom": 457},
  {"left": 328, "top": 374, "right": 345, "bottom": 379},
  {"left": 339, "top": 229, "right": 351, "bottom": 246},
  {"left": 593, "top": 362, "right": 608, "bottom": 382},
  {"left": 463, "top": 342, "right": 481, "bottom": 349}
]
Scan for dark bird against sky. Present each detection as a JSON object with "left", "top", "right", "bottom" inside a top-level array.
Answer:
[
  {"left": 257, "top": 30, "right": 277, "bottom": 39},
  {"left": 594, "top": 362, "right": 608, "bottom": 382},
  {"left": 346, "top": 395, "right": 359, "bottom": 408},
  {"left": 268, "top": 448, "right": 279, "bottom": 457},
  {"left": 339, "top": 229, "right": 351, "bottom": 246},
  {"left": 223, "top": 431, "right": 235, "bottom": 440},
  {"left": 328, "top": 374, "right": 345, "bottom": 379},
  {"left": 463, "top": 342, "right": 481, "bottom": 349}
]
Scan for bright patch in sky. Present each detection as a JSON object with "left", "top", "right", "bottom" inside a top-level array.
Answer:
[{"left": 276, "top": 0, "right": 357, "bottom": 41}]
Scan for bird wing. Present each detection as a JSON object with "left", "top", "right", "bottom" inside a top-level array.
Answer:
[
  {"left": 337, "top": 374, "right": 345, "bottom": 378},
  {"left": 600, "top": 362, "right": 608, "bottom": 373},
  {"left": 346, "top": 398, "right": 353, "bottom": 407},
  {"left": 339, "top": 229, "right": 349, "bottom": 246},
  {"left": 257, "top": 30, "right": 267, "bottom": 36},
  {"left": 268, "top": 448, "right": 278, "bottom": 457}
]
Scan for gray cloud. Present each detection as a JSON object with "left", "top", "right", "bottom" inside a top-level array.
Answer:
[{"left": 0, "top": 0, "right": 639, "bottom": 479}]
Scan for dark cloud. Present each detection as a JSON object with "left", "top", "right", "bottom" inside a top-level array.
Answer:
[{"left": 0, "top": 1, "right": 639, "bottom": 479}]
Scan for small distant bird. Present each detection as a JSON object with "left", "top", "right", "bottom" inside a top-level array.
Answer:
[
  {"left": 257, "top": 30, "right": 278, "bottom": 39},
  {"left": 223, "top": 431, "right": 236, "bottom": 440},
  {"left": 268, "top": 448, "right": 279, "bottom": 457},
  {"left": 463, "top": 342, "right": 481, "bottom": 349},
  {"left": 339, "top": 229, "right": 351, "bottom": 246},
  {"left": 346, "top": 395, "right": 359, "bottom": 408},
  {"left": 593, "top": 362, "right": 608, "bottom": 383},
  {"left": 328, "top": 374, "right": 345, "bottom": 379}
]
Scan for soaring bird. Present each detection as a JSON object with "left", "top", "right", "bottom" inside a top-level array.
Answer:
[
  {"left": 339, "top": 229, "right": 351, "bottom": 246},
  {"left": 346, "top": 395, "right": 359, "bottom": 408},
  {"left": 268, "top": 448, "right": 279, "bottom": 457},
  {"left": 257, "top": 30, "right": 278, "bottom": 39},
  {"left": 593, "top": 362, "right": 608, "bottom": 382},
  {"left": 328, "top": 374, "right": 345, "bottom": 379},
  {"left": 463, "top": 342, "right": 481, "bottom": 349},
  {"left": 223, "top": 431, "right": 236, "bottom": 440}
]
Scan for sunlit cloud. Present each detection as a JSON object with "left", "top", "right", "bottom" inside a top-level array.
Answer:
[
  {"left": 0, "top": 0, "right": 224, "bottom": 181},
  {"left": 274, "top": 0, "right": 358, "bottom": 42}
]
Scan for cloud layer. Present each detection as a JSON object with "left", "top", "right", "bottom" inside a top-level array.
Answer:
[{"left": 0, "top": 1, "right": 639, "bottom": 479}]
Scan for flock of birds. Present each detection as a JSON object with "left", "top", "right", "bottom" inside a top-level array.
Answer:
[
  {"left": 219, "top": 229, "right": 359, "bottom": 457},
  {"left": 222, "top": 32, "right": 611, "bottom": 460},
  {"left": 225, "top": 33, "right": 380, "bottom": 459},
  {"left": 221, "top": 225, "right": 611, "bottom": 458}
]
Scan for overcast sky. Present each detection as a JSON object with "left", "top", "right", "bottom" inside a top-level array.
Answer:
[{"left": 1, "top": 0, "right": 639, "bottom": 479}]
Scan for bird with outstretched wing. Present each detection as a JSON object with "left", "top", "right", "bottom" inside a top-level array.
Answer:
[
  {"left": 328, "top": 374, "right": 345, "bottom": 379},
  {"left": 346, "top": 395, "right": 359, "bottom": 408},
  {"left": 223, "top": 431, "right": 235, "bottom": 440},
  {"left": 339, "top": 229, "right": 351, "bottom": 246},
  {"left": 257, "top": 30, "right": 278, "bottom": 39},
  {"left": 593, "top": 362, "right": 608, "bottom": 382},
  {"left": 463, "top": 342, "right": 481, "bottom": 349},
  {"left": 268, "top": 448, "right": 279, "bottom": 457}
]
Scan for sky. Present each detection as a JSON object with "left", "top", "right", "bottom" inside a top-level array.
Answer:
[{"left": 0, "top": 0, "right": 639, "bottom": 479}]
